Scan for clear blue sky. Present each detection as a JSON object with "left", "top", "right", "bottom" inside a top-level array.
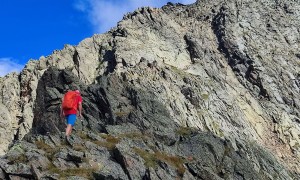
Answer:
[{"left": 0, "top": 0, "right": 196, "bottom": 76}]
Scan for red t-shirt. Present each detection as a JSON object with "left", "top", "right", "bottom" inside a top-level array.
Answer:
[{"left": 63, "top": 93, "right": 82, "bottom": 115}]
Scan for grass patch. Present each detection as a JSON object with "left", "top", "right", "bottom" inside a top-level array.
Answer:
[
  {"left": 176, "top": 126, "right": 196, "bottom": 137},
  {"left": 115, "top": 111, "right": 130, "bottom": 117},
  {"left": 35, "top": 140, "right": 61, "bottom": 160},
  {"left": 134, "top": 148, "right": 157, "bottom": 168},
  {"left": 211, "top": 121, "right": 224, "bottom": 138},
  {"left": 93, "top": 134, "right": 120, "bottom": 150},
  {"left": 134, "top": 148, "right": 186, "bottom": 176},
  {"left": 156, "top": 152, "right": 186, "bottom": 176},
  {"left": 73, "top": 144, "right": 86, "bottom": 152},
  {"left": 100, "top": 134, "right": 120, "bottom": 144},
  {"left": 169, "top": 65, "right": 187, "bottom": 77},
  {"left": 10, "top": 144, "right": 25, "bottom": 153},
  {"left": 35, "top": 140, "right": 54, "bottom": 154},
  {"left": 77, "top": 132, "right": 121, "bottom": 150},
  {"left": 77, "top": 131, "right": 89, "bottom": 140},
  {"left": 48, "top": 163, "right": 95, "bottom": 179},
  {"left": 7, "top": 153, "right": 27, "bottom": 164},
  {"left": 201, "top": 93, "right": 209, "bottom": 100}
]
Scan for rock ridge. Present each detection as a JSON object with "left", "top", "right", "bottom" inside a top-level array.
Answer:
[{"left": 0, "top": 0, "right": 299, "bottom": 179}]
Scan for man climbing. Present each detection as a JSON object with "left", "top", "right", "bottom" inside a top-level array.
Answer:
[{"left": 60, "top": 89, "right": 82, "bottom": 139}]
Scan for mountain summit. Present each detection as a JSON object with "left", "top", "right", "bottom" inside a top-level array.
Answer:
[{"left": 0, "top": 0, "right": 300, "bottom": 179}]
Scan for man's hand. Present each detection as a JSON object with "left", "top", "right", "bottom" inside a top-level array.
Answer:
[{"left": 78, "top": 113, "right": 82, "bottom": 118}]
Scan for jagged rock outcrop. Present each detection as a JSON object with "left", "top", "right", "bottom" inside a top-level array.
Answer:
[{"left": 0, "top": 0, "right": 300, "bottom": 179}]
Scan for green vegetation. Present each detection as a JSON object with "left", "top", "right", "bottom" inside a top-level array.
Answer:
[
  {"left": 48, "top": 163, "right": 95, "bottom": 179},
  {"left": 201, "top": 93, "right": 209, "bottom": 100},
  {"left": 97, "top": 132, "right": 150, "bottom": 149},
  {"left": 175, "top": 126, "right": 196, "bottom": 137},
  {"left": 77, "top": 131, "right": 89, "bottom": 140},
  {"left": 203, "top": 115, "right": 224, "bottom": 139},
  {"left": 35, "top": 140, "right": 61, "bottom": 160},
  {"left": 134, "top": 148, "right": 157, "bottom": 168},
  {"left": 76, "top": 131, "right": 121, "bottom": 150},
  {"left": 7, "top": 153, "right": 27, "bottom": 164},
  {"left": 100, "top": 134, "right": 120, "bottom": 143},
  {"left": 73, "top": 144, "right": 86, "bottom": 152},
  {"left": 115, "top": 111, "right": 130, "bottom": 117},
  {"left": 134, "top": 148, "right": 186, "bottom": 176},
  {"left": 114, "top": 106, "right": 134, "bottom": 118},
  {"left": 35, "top": 140, "right": 53, "bottom": 153},
  {"left": 6, "top": 143, "right": 27, "bottom": 164},
  {"left": 34, "top": 136, "right": 99, "bottom": 179},
  {"left": 87, "top": 134, "right": 120, "bottom": 150},
  {"left": 9, "top": 144, "right": 25, "bottom": 153},
  {"left": 168, "top": 65, "right": 189, "bottom": 78},
  {"left": 211, "top": 121, "right": 224, "bottom": 138},
  {"left": 93, "top": 139, "right": 119, "bottom": 150}
]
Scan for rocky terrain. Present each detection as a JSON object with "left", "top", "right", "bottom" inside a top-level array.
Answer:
[{"left": 0, "top": 0, "right": 300, "bottom": 179}]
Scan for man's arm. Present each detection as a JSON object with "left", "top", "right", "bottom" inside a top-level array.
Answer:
[
  {"left": 78, "top": 102, "right": 82, "bottom": 118},
  {"left": 60, "top": 98, "right": 65, "bottom": 119}
]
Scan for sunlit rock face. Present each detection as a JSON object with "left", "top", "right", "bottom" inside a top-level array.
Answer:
[{"left": 0, "top": 0, "right": 300, "bottom": 179}]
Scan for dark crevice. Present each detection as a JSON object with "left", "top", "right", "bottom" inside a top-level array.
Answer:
[
  {"left": 186, "top": 164, "right": 197, "bottom": 176},
  {"left": 147, "top": 8, "right": 156, "bottom": 22},
  {"left": 184, "top": 35, "right": 197, "bottom": 64},
  {"left": 73, "top": 50, "right": 80, "bottom": 79},
  {"left": 142, "top": 169, "right": 151, "bottom": 180},
  {"left": 112, "top": 28, "right": 128, "bottom": 38},
  {"left": 7, "top": 174, "right": 34, "bottom": 179},
  {"left": 112, "top": 148, "right": 132, "bottom": 180},
  {"left": 122, "top": 59, "right": 127, "bottom": 67},
  {"left": 86, "top": 86, "right": 114, "bottom": 125},
  {"left": 211, "top": 6, "right": 269, "bottom": 99},
  {"left": 2, "top": 169, "right": 10, "bottom": 180},
  {"left": 13, "top": 127, "right": 20, "bottom": 141},
  {"left": 235, "top": 171, "right": 245, "bottom": 180},
  {"left": 103, "top": 50, "right": 117, "bottom": 75}
]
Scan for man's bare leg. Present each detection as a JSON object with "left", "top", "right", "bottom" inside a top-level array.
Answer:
[{"left": 66, "top": 124, "right": 73, "bottom": 136}]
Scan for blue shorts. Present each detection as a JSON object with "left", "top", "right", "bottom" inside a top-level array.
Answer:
[{"left": 65, "top": 114, "right": 77, "bottom": 126}]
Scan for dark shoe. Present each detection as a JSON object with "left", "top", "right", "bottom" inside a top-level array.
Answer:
[{"left": 65, "top": 136, "right": 71, "bottom": 146}]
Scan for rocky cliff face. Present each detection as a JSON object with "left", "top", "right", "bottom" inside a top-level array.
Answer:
[{"left": 0, "top": 0, "right": 300, "bottom": 179}]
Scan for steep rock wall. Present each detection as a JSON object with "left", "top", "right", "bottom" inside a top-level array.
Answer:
[{"left": 0, "top": 0, "right": 299, "bottom": 176}]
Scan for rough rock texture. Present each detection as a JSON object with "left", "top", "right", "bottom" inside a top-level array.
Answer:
[{"left": 0, "top": 0, "right": 300, "bottom": 179}]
